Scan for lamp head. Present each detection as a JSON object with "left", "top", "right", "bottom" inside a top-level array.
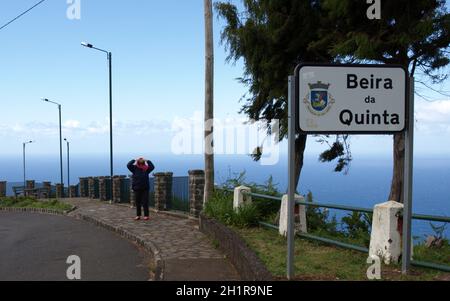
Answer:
[{"left": 81, "top": 42, "right": 93, "bottom": 48}]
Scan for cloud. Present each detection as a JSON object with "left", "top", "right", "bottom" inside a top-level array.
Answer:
[
  {"left": 0, "top": 119, "right": 173, "bottom": 138},
  {"left": 64, "top": 120, "right": 80, "bottom": 129},
  {"left": 415, "top": 99, "right": 450, "bottom": 133}
]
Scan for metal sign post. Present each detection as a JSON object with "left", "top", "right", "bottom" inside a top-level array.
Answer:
[
  {"left": 402, "top": 77, "right": 415, "bottom": 274},
  {"left": 287, "top": 63, "right": 410, "bottom": 278},
  {"left": 287, "top": 75, "right": 296, "bottom": 279}
]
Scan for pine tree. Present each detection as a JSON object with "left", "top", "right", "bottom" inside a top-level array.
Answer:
[
  {"left": 215, "top": 0, "right": 352, "bottom": 188},
  {"left": 311, "top": 0, "right": 450, "bottom": 203}
]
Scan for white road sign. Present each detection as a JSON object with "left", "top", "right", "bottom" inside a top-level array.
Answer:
[{"left": 297, "top": 64, "right": 407, "bottom": 133}]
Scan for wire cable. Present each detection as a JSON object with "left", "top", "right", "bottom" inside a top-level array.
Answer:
[{"left": 0, "top": 0, "right": 47, "bottom": 32}]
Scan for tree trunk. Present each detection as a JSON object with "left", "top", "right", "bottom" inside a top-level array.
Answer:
[
  {"left": 275, "top": 134, "right": 308, "bottom": 224},
  {"left": 388, "top": 132, "right": 405, "bottom": 203},
  {"left": 204, "top": 0, "right": 215, "bottom": 205}
]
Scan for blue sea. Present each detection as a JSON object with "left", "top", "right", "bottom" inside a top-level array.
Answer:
[{"left": 1, "top": 153, "right": 449, "bottom": 239}]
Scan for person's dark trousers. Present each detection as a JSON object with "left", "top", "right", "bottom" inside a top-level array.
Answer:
[{"left": 134, "top": 189, "right": 149, "bottom": 217}]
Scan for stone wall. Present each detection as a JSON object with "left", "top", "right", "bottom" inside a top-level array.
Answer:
[
  {"left": 42, "top": 182, "right": 52, "bottom": 198},
  {"left": 199, "top": 214, "right": 273, "bottom": 281},
  {"left": 26, "top": 180, "right": 35, "bottom": 190},
  {"left": 129, "top": 174, "right": 135, "bottom": 207},
  {"left": 55, "top": 184, "right": 64, "bottom": 199},
  {"left": 0, "top": 181, "right": 6, "bottom": 197},
  {"left": 189, "top": 170, "right": 205, "bottom": 218},
  {"left": 154, "top": 172, "right": 173, "bottom": 211},
  {"left": 88, "top": 177, "right": 95, "bottom": 198},
  {"left": 69, "top": 185, "right": 77, "bottom": 198},
  {"left": 99, "top": 177, "right": 108, "bottom": 201},
  {"left": 113, "top": 176, "right": 126, "bottom": 203},
  {"left": 79, "top": 177, "right": 88, "bottom": 197}
]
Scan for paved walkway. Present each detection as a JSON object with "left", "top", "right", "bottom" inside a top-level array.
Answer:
[{"left": 63, "top": 198, "right": 240, "bottom": 281}]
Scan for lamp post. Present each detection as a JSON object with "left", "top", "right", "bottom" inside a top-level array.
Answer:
[
  {"left": 64, "top": 138, "right": 70, "bottom": 188},
  {"left": 81, "top": 41, "right": 114, "bottom": 202},
  {"left": 42, "top": 98, "right": 64, "bottom": 190},
  {"left": 23, "top": 140, "right": 34, "bottom": 187}
]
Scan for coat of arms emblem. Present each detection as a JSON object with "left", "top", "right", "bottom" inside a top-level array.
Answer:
[{"left": 303, "top": 81, "right": 335, "bottom": 116}]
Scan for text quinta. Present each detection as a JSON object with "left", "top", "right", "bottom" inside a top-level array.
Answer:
[
  {"left": 340, "top": 109, "right": 400, "bottom": 127},
  {"left": 347, "top": 74, "right": 393, "bottom": 89}
]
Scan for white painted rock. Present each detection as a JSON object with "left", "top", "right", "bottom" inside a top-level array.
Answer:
[
  {"left": 233, "top": 186, "right": 252, "bottom": 211},
  {"left": 279, "top": 194, "right": 307, "bottom": 237},
  {"left": 369, "top": 201, "right": 403, "bottom": 265}
]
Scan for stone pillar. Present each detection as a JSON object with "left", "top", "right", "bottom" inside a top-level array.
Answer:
[
  {"left": 154, "top": 172, "right": 173, "bottom": 211},
  {"left": 279, "top": 194, "right": 307, "bottom": 237},
  {"left": 94, "top": 177, "right": 100, "bottom": 199},
  {"left": 69, "top": 185, "right": 77, "bottom": 198},
  {"left": 112, "top": 176, "right": 120, "bottom": 203},
  {"left": 233, "top": 186, "right": 252, "bottom": 211},
  {"left": 112, "top": 175, "right": 126, "bottom": 203},
  {"left": 42, "top": 181, "right": 52, "bottom": 198},
  {"left": 55, "top": 184, "right": 64, "bottom": 199},
  {"left": 26, "top": 180, "right": 35, "bottom": 189},
  {"left": 88, "top": 177, "right": 95, "bottom": 199},
  {"left": 129, "top": 175, "right": 135, "bottom": 207},
  {"left": 0, "top": 181, "right": 6, "bottom": 197},
  {"left": 369, "top": 201, "right": 403, "bottom": 265},
  {"left": 79, "top": 177, "right": 88, "bottom": 197},
  {"left": 98, "top": 177, "right": 107, "bottom": 201},
  {"left": 189, "top": 170, "right": 205, "bottom": 218}
]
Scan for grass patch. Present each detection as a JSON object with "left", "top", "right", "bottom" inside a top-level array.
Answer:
[
  {"left": 414, "top": 241, "right": 450, "bottom": 266},
  {"left": 204, "top": 189, "right": 261, "bottom": 228},
  {"left": 235, "top": 226, "right": 450, "bottom": 281},
  {"left": 0, "top": 197, "right": 73, "bottom": 212}
]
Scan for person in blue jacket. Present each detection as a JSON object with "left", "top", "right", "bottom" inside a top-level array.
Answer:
[{"left": 127, "top": 158, "right": 155, "bottom": 221}]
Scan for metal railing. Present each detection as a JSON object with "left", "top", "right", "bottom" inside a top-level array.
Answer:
[{"left": 224, "top": 188, "right": 450, "bottom": 273}]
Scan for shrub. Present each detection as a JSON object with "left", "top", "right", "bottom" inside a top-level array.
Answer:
[
  {"left": 204, "top": 189, "right": 260, "bottom": 228},
  {"left": 219, "top": 171, "right": 281, "bottom": 220},
  {"left": 305, "top": 191, "right": 338, "bottom": 234},
  {"left": 341, "top": 212, "right": 372, "bottom": 246}
]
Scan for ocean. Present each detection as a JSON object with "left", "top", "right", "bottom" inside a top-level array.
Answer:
[{"left": 1, "top": 153, "right": 449, "bottom": 239}]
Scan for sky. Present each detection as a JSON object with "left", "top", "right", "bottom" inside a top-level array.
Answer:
[{"left": 0, "top": 0, "right": 449, "bottom": 163}]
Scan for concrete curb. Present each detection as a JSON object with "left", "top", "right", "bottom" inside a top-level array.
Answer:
[
  {"left": 69, "top": 211, "right": 165, "bottom": 281},
  {"left": 0, "top": 206, "right": 77, "bottom": 216}
]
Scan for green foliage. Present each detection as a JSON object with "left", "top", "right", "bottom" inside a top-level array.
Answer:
[
  {"left": 429, "top": 223, "right": 448, "bottom": 240},
  {"left": 414, "top": 239, "right": 450, "bottom": 266},
  {"left": 0, "top": 197, "right": 73, "bottom": 211},
  {"left": 204, "top": 189, "right": 261, "bottom": 228},
  {"left": 314, "top": 0, "right": 450, "bottom": 81},
  {"left": 221, "top": 171, "right": 281, "bottom": 220},
  {"left": 341, "top": 212, "right": 372, "bottom": 246},
  {"left": 305, "top": 191, "right": 338, "bottom": 234},
  {"left": 215, "top": 0, "right": 352, "bottom": 173}
]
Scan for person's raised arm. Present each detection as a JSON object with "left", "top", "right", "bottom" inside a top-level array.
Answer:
[
  {"left": 146, "top": 160, "right": 155, "bottom": 174},
  {"left": 127, "top": 159, "right": 136, "bottom": 173}
]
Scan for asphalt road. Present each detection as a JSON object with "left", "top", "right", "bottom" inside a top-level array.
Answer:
[{"left": 0, "top": 212, "right": 151, "bottom": 281}]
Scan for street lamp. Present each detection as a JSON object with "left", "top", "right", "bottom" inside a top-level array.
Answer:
[
  {"left": 81, "top": 41, "right": 114, "bottom": 202},
  {"left": 23, "top": 140, "right": 34, "bottom": 188},
  {"left": 42, "top": 98, "right": 64, "bottom": 189},
  {"left": 64, "top": 138, "right": 70, "bottom": 188}
]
